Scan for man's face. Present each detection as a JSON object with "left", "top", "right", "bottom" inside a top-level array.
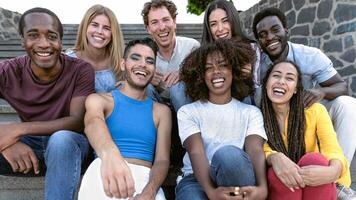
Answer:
[
  {"left": 121, "top": 44, "right": 156, "bottom": 90},
  {"left": 256, "top": 16, "right": 288, "bottom": 60},
  {"left": 146, "top": 6, "right": 176, "bottom": 49},
  {"left": 22, "top": 12, "right": 62, "bottom": 70}
]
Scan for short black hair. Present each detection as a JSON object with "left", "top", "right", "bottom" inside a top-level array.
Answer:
[
  {"left": 18, "top": 7, "right": 63, "bottom": 39},
  {"left": 123, "top": 37, "right": 158, "bottom": 59},
  {"left": 252, "top": 7, "right": 288, "bottom": 39}
]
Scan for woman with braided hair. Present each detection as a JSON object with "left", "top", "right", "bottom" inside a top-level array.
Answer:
[{"left": 262, "top": 61, "right": 351, "bottom": 200}]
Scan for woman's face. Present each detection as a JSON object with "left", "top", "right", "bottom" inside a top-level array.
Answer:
[
  {"left": 86, "top": 14, "right": 112, "bottom": 49},
  {"left": 266, "top": 62, "right": 298, "bottom": 105},
  {"left": 204, "top": 52, "right": 232, "bottom": 100},
  {"left": 208, "top": 8, "right": 232, "bottom": 41}
]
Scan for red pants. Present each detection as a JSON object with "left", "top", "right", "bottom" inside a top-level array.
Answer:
[{"left": 267, "top": 153, "right": 336, "bottom": 200}]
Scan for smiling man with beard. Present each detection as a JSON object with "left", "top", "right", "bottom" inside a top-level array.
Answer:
[
  {"left": 141, "top": 0, "right": 200, "bottom": 113},
  {"left": 0, "top": 7, "right": 95, "bottom": 200},
  {"left": 79, "top": 38, "right": 171, "bottom": 200},
  {"left": 253, "top": 7, "right": 356, "bottom": 199}
]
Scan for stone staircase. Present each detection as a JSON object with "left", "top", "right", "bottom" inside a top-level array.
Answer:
[
  {"left": 0, "top": 24, "right": 203, "bottom": 61},
  {"left": 1, "top": 23, "right": 356, "bottom": 199}
]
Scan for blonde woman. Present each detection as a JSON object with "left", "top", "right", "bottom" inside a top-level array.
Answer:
[{"left": 68, "top": 4, "right": 124, "bottom": 92}]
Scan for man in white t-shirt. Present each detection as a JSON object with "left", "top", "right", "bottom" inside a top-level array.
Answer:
[
  {"left": 141, "top": 0, "right": 200, "bottom": 112},
  {"left": 176, "top": 39, "right": 268, "bottom": 200}
]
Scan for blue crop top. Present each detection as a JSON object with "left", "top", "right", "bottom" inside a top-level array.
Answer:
[{"left": 106, "top": 89, "right": 157, "bottom": 163}]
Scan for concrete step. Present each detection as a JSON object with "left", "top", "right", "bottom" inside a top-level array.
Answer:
[
  {"left": 0, "top": 23, "right": 203, "bottom": 61},
  {"left": 0, "top": 99, "right": 20, "bottom": 123},
  {"left": 0, "top": 176, "right": 44, "bottom": 200},
  {"left": 1, "top": 154, "right": 356, "bottom": 200}
]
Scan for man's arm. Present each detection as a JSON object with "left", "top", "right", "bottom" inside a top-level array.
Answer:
[
  {"left": 84, "top": 93, "right": 135, "bottom": 199},
  {"left": 0, "top": 96, "right": 87, "bottom": 151},
  {"left": 304, "top": 74, "right": 348, "bottom": 107},
  {"left": 136, "top": 103, "right": 172, "bottom": 200}
]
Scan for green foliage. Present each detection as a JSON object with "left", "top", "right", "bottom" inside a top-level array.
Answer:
[
  {"left": 187, "top": 0, "right": 234, "bottom": 16},
  {"left": 187, "top": 0, "right": 212, "bottom": 15}
]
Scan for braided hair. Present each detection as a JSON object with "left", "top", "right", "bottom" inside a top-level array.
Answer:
[{"left": 261, "top": 61, "right": 306, "bottom": 162}]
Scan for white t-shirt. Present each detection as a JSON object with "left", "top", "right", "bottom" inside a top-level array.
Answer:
[
  {"left": 178, "top": 98, "right": 267, "bottom": 175},
  {"left": 156, "top": 36, "right": 200, "bottom": 75}
]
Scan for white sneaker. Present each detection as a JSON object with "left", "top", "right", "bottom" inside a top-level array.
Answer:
[{"left": 337, "top": 183, "right": 356, "bottom": 200}]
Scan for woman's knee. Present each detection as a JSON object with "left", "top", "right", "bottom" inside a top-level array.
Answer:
[{"left": 298, "top": 153, "right": 328, "bottom": 167}]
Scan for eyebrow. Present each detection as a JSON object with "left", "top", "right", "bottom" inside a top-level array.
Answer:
[
  {"left": 130, "top": 53, "right": 141, "bottom": 57},
  {"left": 146, "top": 56, "right": 155, "bottom": 61},
  {"left": 131, "top": 53, "right": 155, "bottom": 61},
  {"left": 25, "top": 28, "right": 58, "bottom": 35},
  {"left": 286, "top": 72, "right": 297, "bottom": 76},
  {"left": 205, "top": 59, "right": 227, "bottom": 65},
  {"left": 272, "top": 70, "right": 297, "bottom": 76},
  {"left": 271, "top": 24, "right": 281, "bottom": 29}
]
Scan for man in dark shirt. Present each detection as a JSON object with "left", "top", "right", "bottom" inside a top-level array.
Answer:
[{"left": 0, "top": 7, "right": 95, "bottom": 200}]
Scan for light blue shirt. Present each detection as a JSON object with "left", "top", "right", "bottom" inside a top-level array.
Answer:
[
  {"left": 258, "top": 41, "right": 337, "bottom": 89},
  {"left": 66, "top": 51, "right": 117, "bottom": 93},
  {"left": 254, "top": 42, "right": 337, "bottom": 106}
]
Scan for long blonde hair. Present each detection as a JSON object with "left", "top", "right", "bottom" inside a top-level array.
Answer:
[{"left": 75, "top": 4, "right": 124, "bottom": 80}]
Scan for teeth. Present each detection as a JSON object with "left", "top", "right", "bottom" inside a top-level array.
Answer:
[
  {"left": 134, "top": 70, "right": 147, "bottom": 76},
  {"left": 36, "top": 52, "right": 51, "bottom": 57},
  {"left": 212, "top": 78, "right": 224, "bottom": 83},
  {"left": 273, "top": 88, "right": 285, "bottom": 95},
  {"left": 217, "top": 33, "right": 229, "bottom": 38},
  {"left": 212, "top": 78, "right": 224, "bottom": 87},
  {"left": 93, "top": 36, "right": 104, "bottom": 41},
  {"left": 267, "top": 42, "right": 279, "bottom": 48},
  {"left": 158, "top": 33, "right": 169, "bottom": 37}
]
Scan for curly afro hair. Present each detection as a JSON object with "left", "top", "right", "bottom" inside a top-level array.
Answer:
[{"left": 180, "top": 39, "right": 255, "bottom": 102}]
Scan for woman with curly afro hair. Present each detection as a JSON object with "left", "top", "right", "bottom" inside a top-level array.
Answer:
[{"left": 175, "top": 39, "right": 268, "bottom": 200}]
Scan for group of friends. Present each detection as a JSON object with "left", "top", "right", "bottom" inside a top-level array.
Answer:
[{"left": 0, "top": 0, "right": 355, "bottom": 199}]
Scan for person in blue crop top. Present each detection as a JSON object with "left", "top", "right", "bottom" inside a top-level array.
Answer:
[{"left": 78, "top": 38, "right": 172, "bottom": 200}]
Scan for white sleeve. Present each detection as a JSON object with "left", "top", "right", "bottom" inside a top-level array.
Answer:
[
  {"left": 177, "top": 105, "right": 201, "bottom": 146},
  {"left": 246, "top": 106, "right": 267, "bottom": 141}
]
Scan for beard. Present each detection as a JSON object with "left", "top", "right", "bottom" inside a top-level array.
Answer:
[{"left": 124, "top": 71, "right": 153, "bottom": 91}]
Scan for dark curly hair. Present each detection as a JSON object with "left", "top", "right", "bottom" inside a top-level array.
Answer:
[
  {"left": 180, "top": 39, "right": 255, "bottom": 102},
  {"left": 261, "top": 61, "right": 306, "bottom": 163},
  {"left": 252, "top": 7, "right": 288, "bottom": 40},
  {"left": 141, "top": 0, "right": 177, "bottom": 27}
]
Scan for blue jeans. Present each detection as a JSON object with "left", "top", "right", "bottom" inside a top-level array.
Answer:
[
  {"left": 146, "top": 81, "right": 191, "bottom": 113},
  {"left": 0, "top": 130, "right": 90, "bottom": 200},
  {"left": 175, "top": 145, "right": 256, "bottom": 200}
]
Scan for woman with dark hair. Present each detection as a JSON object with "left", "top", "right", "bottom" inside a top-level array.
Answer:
[
  {"left": 261, "top": 61, "right": 351, "bottom": 200},
  {"left": 201, "top": 0, "right": 252, "bottom": 45},
  {"left": 202, "top": 0, "right": 260, "bottom": 98},
  {"left": 175, "top": 39, "right": 267, "bottom": 200}
]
